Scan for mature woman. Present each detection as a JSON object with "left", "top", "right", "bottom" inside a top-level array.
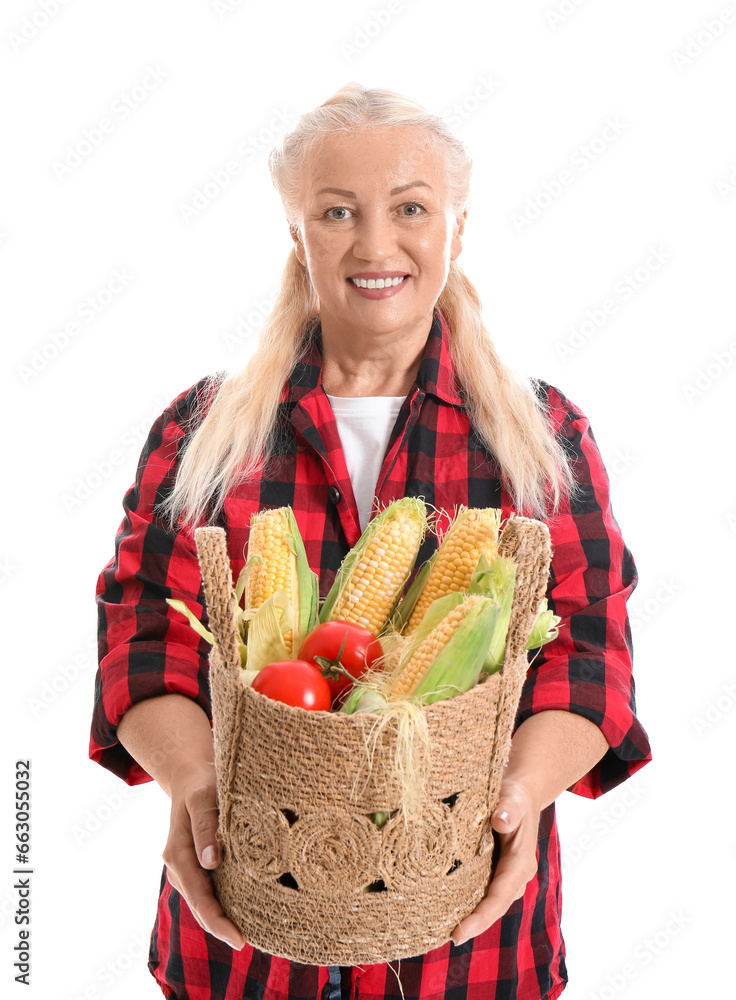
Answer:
[{"left": 90, "top": 83, "right": 651, "bottom": 1000}]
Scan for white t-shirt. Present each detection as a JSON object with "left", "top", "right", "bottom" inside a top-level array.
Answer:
[{"left": 324, "top": 393, "right": 406, "bottom": 532}]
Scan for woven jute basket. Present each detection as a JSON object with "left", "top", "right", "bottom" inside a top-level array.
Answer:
[{"left": 194, "top": 514, "right": 551, "bottom": 966}]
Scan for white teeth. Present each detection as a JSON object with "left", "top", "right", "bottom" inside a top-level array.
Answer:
[{"left": 350, "top": 275, "right": 407, "bottom": 289}]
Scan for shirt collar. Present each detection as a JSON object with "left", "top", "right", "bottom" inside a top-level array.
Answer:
[{"left": 280, "top": 307, "right": 465, "bottom": 407}]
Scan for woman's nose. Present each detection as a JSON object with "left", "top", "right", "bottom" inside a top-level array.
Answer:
[{"left": 351, "top": 211, "right": 398, "bottom": 261}]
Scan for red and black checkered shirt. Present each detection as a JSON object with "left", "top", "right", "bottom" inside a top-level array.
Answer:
[{"left": 90, "top": 308, "right": 651, "bottom": 1000}]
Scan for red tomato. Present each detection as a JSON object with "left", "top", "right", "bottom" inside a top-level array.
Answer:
[
  {"left": 251, "top": 660, "right": 331, "bottom": 711},
  {"left": 298, "top": 621, "right": 384, "bottom": 705}
]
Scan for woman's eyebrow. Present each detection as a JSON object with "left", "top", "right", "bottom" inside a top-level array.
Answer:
[{"left": 314, "top": 181, "right": 433, "bottom": 197}]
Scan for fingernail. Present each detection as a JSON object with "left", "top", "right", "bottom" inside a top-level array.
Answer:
[
  {"left": 452, "top": 934, "right": 466, "bottom": 947},
  {"left": 225, "top": 934, "right": 244, "bottom": 950},
  {"left": 494, "top": 809, "right": 510, "bottom": 824},
  {"left": 202, "top": 845, "right": 217, "bottom": 866}
]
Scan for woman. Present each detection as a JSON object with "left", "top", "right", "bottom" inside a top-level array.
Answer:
[{"left": 90, "top": 83, "right": 651, "bottom": 1000}]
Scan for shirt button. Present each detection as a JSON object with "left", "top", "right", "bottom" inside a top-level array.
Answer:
[{"left": 328, "top": 486, "right": 341, "bottom": 504}]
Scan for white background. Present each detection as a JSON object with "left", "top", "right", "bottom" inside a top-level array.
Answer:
[{"left": 2, "top": 1, "right": 734, "bottom": 997}]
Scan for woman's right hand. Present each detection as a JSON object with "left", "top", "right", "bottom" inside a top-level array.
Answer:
[
  {"left": 116, "top": 694, "right": 247, "bottom": 952},
  {"left": 162, "top": 762, "right": 245, "bottom": 950}
]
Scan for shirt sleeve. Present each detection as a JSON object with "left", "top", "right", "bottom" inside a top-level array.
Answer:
[
  {"left": 515, "top": 384, "right": 652, "bottom": 798},
  {"left": 89, "top": 380, "right": 216, "bottom": 785}
]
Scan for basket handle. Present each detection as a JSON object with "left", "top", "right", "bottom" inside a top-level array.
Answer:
[
  {"left": 479, "top": 515, "right": 552, "bottom": 848},
  {"left": 497, "top": 515, "right": 552, "bottom": 678},
  {"left": 194, "top": 526, "right": 242, "bottom": 677}
]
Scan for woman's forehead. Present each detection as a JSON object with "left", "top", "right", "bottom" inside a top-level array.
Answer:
[{"left": 302, "top": 128, "right": 447, "bottom": 191}]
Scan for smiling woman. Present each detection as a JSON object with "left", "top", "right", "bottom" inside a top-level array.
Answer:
[
  {"left": 91, "top": 82, "right": 651, "bottom": 1000},
  {"left": 292, "top": 129, "right": 464, "bottom": 397}
]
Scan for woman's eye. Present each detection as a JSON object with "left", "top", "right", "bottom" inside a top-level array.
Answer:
[{"left": 324, "top": 203, "right": 424, "bottom": 220}]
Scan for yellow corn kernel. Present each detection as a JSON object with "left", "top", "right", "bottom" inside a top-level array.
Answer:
[
  {"left": 246, "top": 508, "right": 296, "bottom": 653},
  {"left": 390, "top": 599, "right": 474, "bottom": 699},
  {"left": 321, "top": 497, "right": 427, "bottom": 637},
  {"left": 404, "top": 507, "right": 501, "bottom": 633},
  {"left": 387, "top": 594, "right": 499, "bottom": 705}
]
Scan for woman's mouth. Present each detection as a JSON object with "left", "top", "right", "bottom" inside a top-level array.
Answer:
[{"left": 347, "top": 274, "right": 410, "bottom": 299}]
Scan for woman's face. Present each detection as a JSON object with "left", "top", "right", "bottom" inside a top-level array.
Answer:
[{"left": 292, "top": 126, "right": 465, "bottom": 343}]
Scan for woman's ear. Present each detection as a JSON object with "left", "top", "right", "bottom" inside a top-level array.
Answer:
[
  {"left": 450, "top": 210, "right": 467, "bottom": 262},
  {"left": 290, "top": 225, "right": 307, "bottom": 267}
]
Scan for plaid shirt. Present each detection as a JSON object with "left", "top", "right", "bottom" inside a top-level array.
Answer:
[{"left": 91, "top": 308, "right": 651, "bottom": 1000}]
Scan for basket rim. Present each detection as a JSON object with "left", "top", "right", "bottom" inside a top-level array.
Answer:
[{"left": 223, "top": 650, "right": 515, "bottom": 727}]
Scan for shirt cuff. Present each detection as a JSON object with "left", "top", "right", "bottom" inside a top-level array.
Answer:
[
  {"left": 516, "top": 655, "right": 652, "bottom": 799},
  {"left": 89, "top": 643, "right": 212, "bottom": 786}
]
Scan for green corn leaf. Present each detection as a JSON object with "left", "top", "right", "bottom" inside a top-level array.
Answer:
[
  {"left": 525, "top": 601, "right": 562, "bottom": 649},
  {"left": 235, "top": 606, "right": 248, "bottom": 646},
  {"left": 340, "top": 685, "right": 389, "bottom": 715},
  {"left": 166, "top": 598, "right": 214, "bottom": 645},
  {"left": 319, "top": 542, "right": 360, "bottom": 623},
  {"left": 389, "top": 552, "right": 437, "bottom": 632},
  {"left": 411, "top": 597, "right": 500, "bottom": 705},
  {"left": 245, "top": 590, "right": 291, "bottom": 672},
  {"left": 369, "top": 811, "right": 391, "bottom": 829},
  {"left": 381, "top": 591, "right": 467, "bottom": 707},
  {"left": 284, "top": 507, "right": 319, "bottom": 653},
  {"left": 478, "top": 557, "right": 517, "bottom": 676},
  {"left": 466, "top": 552, "right": 494, "bottom": 596},
  {"left": 395, "top": 591, "right": 466, "bottom": 670}
]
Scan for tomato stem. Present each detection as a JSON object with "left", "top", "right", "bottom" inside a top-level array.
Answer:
[{"left": 312, "top": 633, "right": 356, "bottom": 683}]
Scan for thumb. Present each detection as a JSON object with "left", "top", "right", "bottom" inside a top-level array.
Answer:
[
  {"left": 187, "top": 787, "right": 222, "bottom": 870},
  {"left": 490, "top": 801, "right": 520, "bottom": 834},
  {"left": 199, "top": 842, "right": 221, "bottom": 869}
]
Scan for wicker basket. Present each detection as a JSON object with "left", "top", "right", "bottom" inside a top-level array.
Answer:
[{"left": 194, "top": 514, "right": 551, "bottom": 966}]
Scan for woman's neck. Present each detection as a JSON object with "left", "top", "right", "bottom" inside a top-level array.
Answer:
[{"left": 318, "top": 317, "right": 430, "bottom": 397}]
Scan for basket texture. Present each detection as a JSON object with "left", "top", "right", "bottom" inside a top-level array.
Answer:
[{"left": 195, "top": 514, "right": 551, "bottom": 965}]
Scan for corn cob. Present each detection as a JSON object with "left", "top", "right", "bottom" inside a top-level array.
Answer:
[
  {"left": 394, "top": 507, "right": 501, "bottom": 634},
  {"left": 467, "top": 554, "right": 516, "bottom": 676},
  {"left": 245, "top": 506, "right": 318, "bottom": 655},
  {"left": 319, "top": 497, "right": 427, "bottom": 636},
  {"left": 387, "top": 594, "right": 500, "bottom": 705}
]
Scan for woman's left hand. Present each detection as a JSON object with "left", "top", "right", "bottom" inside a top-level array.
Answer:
[
  {"left": 450, "top": 777, "right": 542, "bottom": 946},
  {"left": 449, "top": 710, "right": 610, "bottom": 946}
]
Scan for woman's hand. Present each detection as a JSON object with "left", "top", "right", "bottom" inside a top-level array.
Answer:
[
  {"left": 162, "top": 763, "right": 246, "bottom": 951},
  {"left": 450, "top": 778, "right": 541, "bottom": 946},
  {"left": 116, "top": 694, "right": 246, "bottom": 950},
  {"left": 450, "top": 710, "right": 610, "bottom": 947}
]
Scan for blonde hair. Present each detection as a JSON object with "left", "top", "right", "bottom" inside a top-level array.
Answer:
[{"left": 163, "top": 83, "right": 576, "bottom": 527}]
